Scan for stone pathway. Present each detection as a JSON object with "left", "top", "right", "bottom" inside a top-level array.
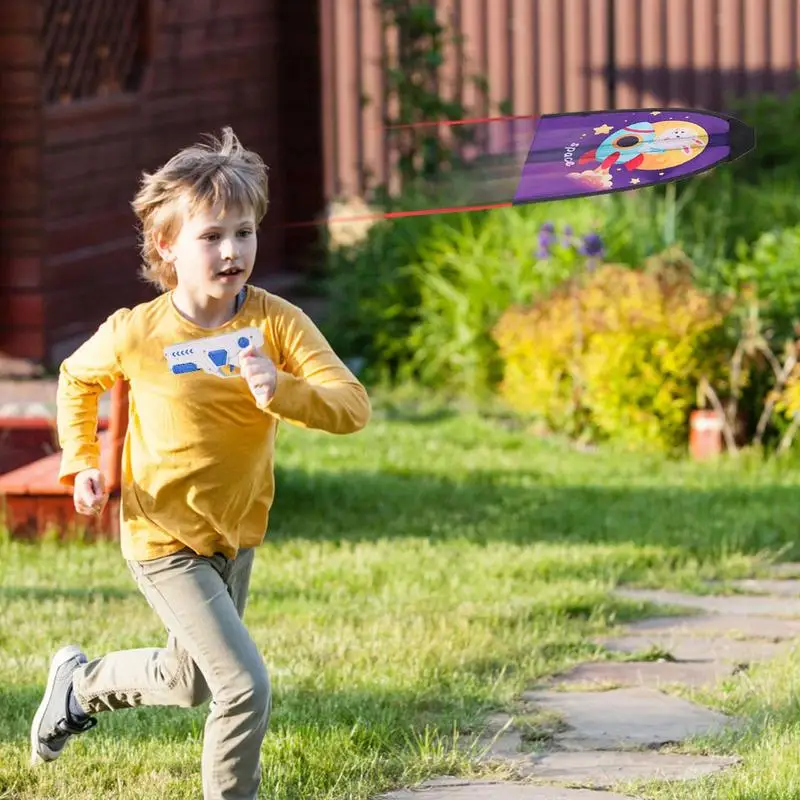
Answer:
[{"left": 378, "top": 563, "right": 800, "bottom": 799}]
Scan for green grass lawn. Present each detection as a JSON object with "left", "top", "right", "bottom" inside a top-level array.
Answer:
[{"left": 2, "top": 404, "right": 800, "bottom": 799}]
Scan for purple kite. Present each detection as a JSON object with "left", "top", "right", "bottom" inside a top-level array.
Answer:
[
  {"left": 290, "top": 107, "right": 755, "bottom": 228},
  {"left": 513, "top": 107, "right": 755, "bottom": 204}
]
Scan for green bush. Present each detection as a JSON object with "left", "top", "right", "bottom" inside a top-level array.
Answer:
[
  {"left": 728, "top": 89, "right": 800, "bottom": 181},
  {"left": 322, "top": 196, "right": 608, "bottom": 390},
  {"left": 321, "top": 211, "right": 432, "bottom": 385},
  {"left": 700, "top": 225, "right": 800, "bottom": 343},
  {"left": 492, "top": 259, "right": 734, "bottom": 452},
  {"left": 399, "top": 210, "right": 605, "bottom": 394},
  {"left": 600, "top": 171, "right": 800, "bottom": 280}
]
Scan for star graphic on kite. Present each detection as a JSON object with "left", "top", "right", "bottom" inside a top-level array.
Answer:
[
  {"left": 593, "top": 123, "right": 613, "bottom": 135},
  {"left": 630, "top": 178, "right": 641, "bottom": 185},
  {"left": 651, "top": 111, "right": 661, "bottom": 116}
]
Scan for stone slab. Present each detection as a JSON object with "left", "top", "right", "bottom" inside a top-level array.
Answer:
[
  {"left": 549, "top": 660, "right": 735, "bottom": 689},
  {"left": 769, "top": 563, "right": 800, "bottom": 579},
  {"left": 526, "top": 750, "right": 740, "bottom": 786},
  {"left": 615, "top": 588, "right": 800, "bottom": 618},
  {"left": 599, "top": 634, "right": 792, "bottom": 663},
  {"left": 622, "top": 613, "right": 800, "bottom": 640},
  {"left": 476, "top": 713, "right": 524, "bottom": 759},
  {"left": 728, "top": 579, "right": 800, "bottom": 597},
  {"left": 378, "top": 781, "right": 636, "bottom": 799},
  {"left": 521, "top": 688, "right": 733, "bottom": 750}
]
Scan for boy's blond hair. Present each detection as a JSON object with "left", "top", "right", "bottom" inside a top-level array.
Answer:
[{"left": 131, "top": 127, "right": 269, "bottom": 292}]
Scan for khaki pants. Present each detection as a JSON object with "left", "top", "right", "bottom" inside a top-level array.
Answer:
[{"left": 72, "top": 547, "right": 271, "bottom": 800}]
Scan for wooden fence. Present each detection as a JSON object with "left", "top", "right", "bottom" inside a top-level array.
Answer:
[{"left": 321, "top": 0, "right": 800, "bottom": 199}]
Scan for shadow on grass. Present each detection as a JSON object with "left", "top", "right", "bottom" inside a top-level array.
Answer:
[
  {"left": 0, "top": 680, "right": 494, "bottom": 761},
  {"left": 0, "top": 586, "right": 136, "bottom": 602},
  {"left": 268, "top": 465, "right": 799, "bottom": 560},
  {"left": 377, "top": 406, "right": 460, "bottom": 425}
]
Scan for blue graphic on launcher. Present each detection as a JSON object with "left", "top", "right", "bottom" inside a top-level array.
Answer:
[{"left": 164, "top": 329, "right": 264, "bottom": 379}]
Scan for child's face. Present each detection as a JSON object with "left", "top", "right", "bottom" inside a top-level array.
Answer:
[{"left": 160, "top": 201, "right": 258, "bottom": 300}]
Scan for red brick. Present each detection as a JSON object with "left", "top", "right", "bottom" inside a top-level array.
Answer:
[
  {"left": 177, "top": 17, "right": 274, "bottom": 59},
  {"left": 0, "top": 215, "right": 38, "bottom": 231},
  {"left": 43, "top": 99, "right": 141, "bottom": 146},
  {"left": 44, "top": 171, "right": 139, "bottom": 221},
  {"left": 210, "top": 0, "right": 264, "bottom": 18},
  {"left": 0, "top": 105, "right": 39, "bottom": 143},
  {"left": 152, "top": 25, "right": 182, "bottom": 56},
  {"left": 0, "top": 226, "right": 41, "bottom": 254},
  {"left": 0, "top": 256, "right": 43, "bottom": 288},
  {"left": 5, "top": 144, "right": 39, "bottom": 181},
  {"left": 43, "top": 138, "right": 136, "bottom": 184},
  {"left": 45, "top": 246, "right": 139, "bottom": 297},
  {"left": 0, "top": 2, "right": 42, "bottom": 30},
  {"left": 170, "top": 52, "right": 261, "bottom": 88},
  {"left": 0, "top": 323, "right": 45, "bottom": 360},
  {"left": 45, "top": 279, "right": 153, "bottom": 341},
  {"left": 0, "top": 69, "right": 39, "bottom": 102},
  {"left": 172, "top": 0, "right": 215, "bottom": 19},
  {"left": 0, "top": 289, "right": 44, "bottom": 326},
  {"left": 0, "top": 179, "right": 40, "bottom": 214},
  {"left": 0, "top": 33, "right": 39, "bottom": 68},
  {"left": 178, "top": 22, "right": 207, "bottom": 59},
  {"left": 45, "top": 212, "right": 134, "bottom": 257}
]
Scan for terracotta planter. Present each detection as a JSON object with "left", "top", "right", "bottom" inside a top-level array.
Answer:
[{"left": 689, "top": 409, "right": 724, "bottom": 460}]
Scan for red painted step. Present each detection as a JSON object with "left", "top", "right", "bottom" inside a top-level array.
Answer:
[
  {"left": 0, "top": 417, "right": 109, "bottom": 474},
  {"left": 0, "top": 381, "right": 128, "bottom": 540}
]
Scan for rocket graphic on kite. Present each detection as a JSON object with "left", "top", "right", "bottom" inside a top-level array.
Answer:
[
  {"left": 510, "top": 107, "right": 755, "bottom": 204},
  {"left": 576, "top": 120, "right": 709, "bottom": 172}
]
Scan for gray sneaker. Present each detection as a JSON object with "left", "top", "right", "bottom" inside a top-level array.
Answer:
[{"left": 30, "top": 645, "right": 97, "bottom": 765}]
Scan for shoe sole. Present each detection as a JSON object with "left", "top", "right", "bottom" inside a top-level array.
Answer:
[{"left": 30, "top": 644, "right": 84, "bottom": 767}]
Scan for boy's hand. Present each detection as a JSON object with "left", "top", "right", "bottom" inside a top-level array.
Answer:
[
  {"left": 238, "top": 344, "right": 277, "bottom": 407},
  {"left": 73, "top": 469, "right": 108, "bottom": 516}
]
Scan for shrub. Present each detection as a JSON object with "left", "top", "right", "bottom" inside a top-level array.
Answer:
[
  {"left": 703, "top": 225, "right": 800, "bottom": 343},
  {"left": 322, "top": 196, "right": 608, "bottom": 390},
  {"left": 775, "top": 359, "right": 800, "bottom": 449},
  {"left": 599, "top": 170, "right": 800, "bottom": 285},
  {"left": 321, "top": 155, "right": 798, "bottom": 394},
  {"left": 727, "top": 89, "right": 800, "bottom": 181},
  {"left": 492, "top": 255, "right": 733, "bottom": 452},
  {"left": 399, "top": 212, "right": 604, "bottom": 394},
  {"left": 321, "top": 209, "right": 431, "bottom": 385},
  {"left": 321, "top": 189, "right": 474, "bottom": 383}
]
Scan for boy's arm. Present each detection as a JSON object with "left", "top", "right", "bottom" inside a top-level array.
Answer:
[
  {"left": 264, "top": 303, "right": 371, "bottom": 434},
  {"left": 56, "top": 309, "right": 128, "bottom": 486}
]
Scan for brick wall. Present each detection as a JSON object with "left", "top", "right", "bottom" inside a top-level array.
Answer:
[
  {"left": 0, "top": 0, "right": 326, "bottom": 368},
  {"left": 0, "top": 2, "right": 44, "bottom": 360},
  {"left": 42, "top": 0, "right": 284, "bottom": 366}
]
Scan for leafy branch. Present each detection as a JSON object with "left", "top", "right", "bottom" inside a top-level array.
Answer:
[
  {"left": 698, "top": 296, "right": 800, "bottom": 455},
  {"left": 376, "top": 0, "right": 495, "bottom": 193}
]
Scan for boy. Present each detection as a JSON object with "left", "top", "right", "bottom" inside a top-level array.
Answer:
[{"left": 29, "top": 128, "right": 371, "bottom": 799}]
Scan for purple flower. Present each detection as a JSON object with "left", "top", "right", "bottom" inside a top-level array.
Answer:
[
  {"left": 580, "top": 232, "right": 604, "bottom": 258},
  {"left": 535, "top": 223, "right": 556, "bottom": 259},
  {"left": 578, "top": 232, "right": 604, "bottom": 272},
  {"left": 561, "top": 224, "right": 574, "bottom": 248}
]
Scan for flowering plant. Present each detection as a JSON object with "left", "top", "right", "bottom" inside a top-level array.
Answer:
[{"left": 533, "top": 221, "right": 607, "bottom": 284}]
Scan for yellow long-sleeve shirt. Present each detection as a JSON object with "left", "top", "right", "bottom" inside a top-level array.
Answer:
[{"left": 56, "top": 285, "right": 371, "bottom": 561}]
